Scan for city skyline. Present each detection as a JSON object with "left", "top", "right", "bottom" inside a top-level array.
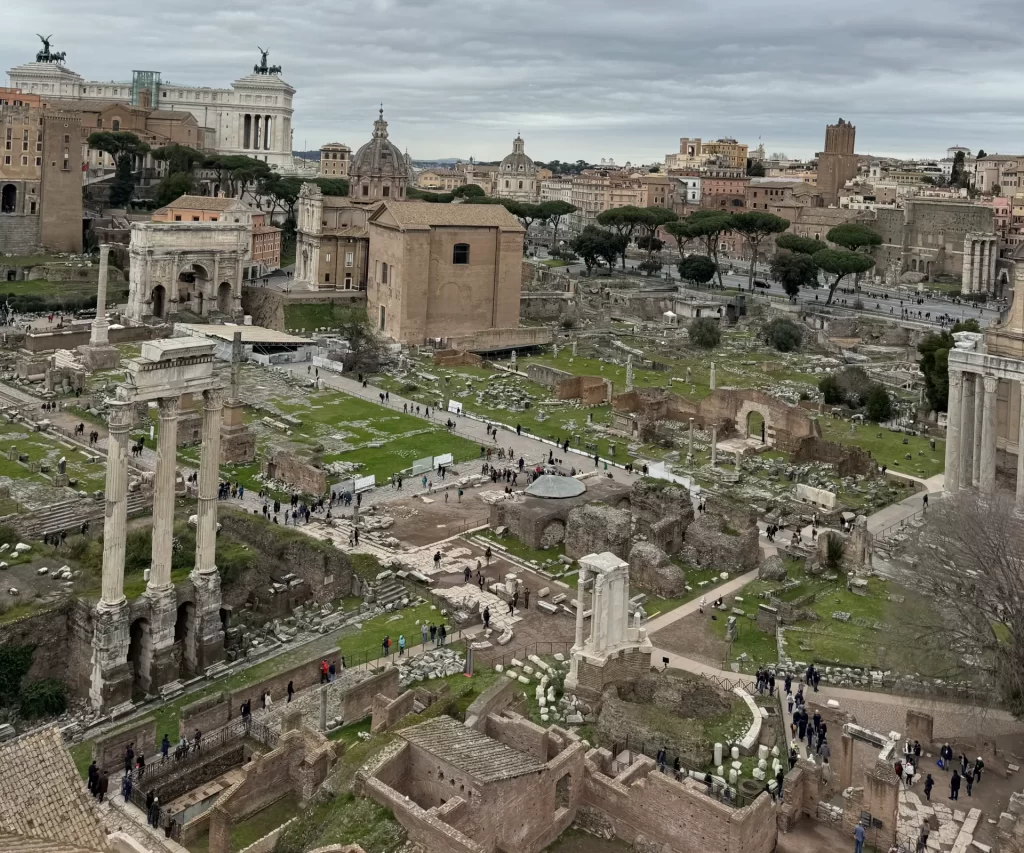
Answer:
[{"left": 4, "top": 0, "right": 1024, "bottom": 163}]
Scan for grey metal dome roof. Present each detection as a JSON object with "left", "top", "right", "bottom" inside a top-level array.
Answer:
[
  {"left": 350, "top": 108, "right": 406, "bottom": 179},
  {"left": 524, "top": 475, "right": 586, "bottom": 499},
  {"left": 499, "top": 134, "right": 536, "bottom": 175}
]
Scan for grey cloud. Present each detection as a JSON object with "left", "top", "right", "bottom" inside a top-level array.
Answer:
[{"left": 4, "top": 0, "right": 1024, "bottom": 161}]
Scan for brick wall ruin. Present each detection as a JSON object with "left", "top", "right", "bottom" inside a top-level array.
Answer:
[
  {"left": 555, "top": 375, "right": 612, "bottom": 405},
  {"left": 565, "top": 504, "right": 631, "bottom": 560},
  {"left": 791, "top": 436, "right": 878, "bottom": 477},
  {"left": 93, "top": 718, "right": 157, "bottom": 774},
  {"left": 261, "top": 446, "right": 327, "bottom": 495},
  {"left": 582, "top": 748, "right": 777, "bottom": 853},
  {"left": 434, "top": 349, "right": 483, "bottom": 367},
  {"left": 208, "top": 713, "right": 337, "bottom": 853}
]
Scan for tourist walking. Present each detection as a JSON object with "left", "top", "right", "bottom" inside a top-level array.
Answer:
[
  {"left": 853, "top": 821, "right": 865, "bottom": 853},
  {"left": 924, "top": 773, "right": 933, "bottom": 801},
  {"left": 421, "top": 622, "right": 428, "bottom": 645},
  {"left": 287, "top": 681, "right": 294, "bottom": 703},
  {"left": 950, "top": 769, "right": 961, "bottom": 800},
  {"left": 439, "top": 625, "right": 447, "bottom": 646},
  {"left": 398, "top": 634, "right": 406, "bottom": 656},
  {"left": 483, "top": 607, "right": 490, "bottom": 629},
  {"left": 974, "top": 756, "right": 985, "bottom": 784},
  {"left": 382, "top": 635, "right": 391, "bottom": 657}
]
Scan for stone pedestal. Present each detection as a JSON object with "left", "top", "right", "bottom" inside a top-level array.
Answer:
[
  {"left": 78, "top": 345, "right": 121, "bottom": 371},
  {"left": 190, "top": 569, "right": 225, "bottom": 673},
  {"left": 89, "top": 600, "right": 132, "bottom": 710},
  {"left": 78, "top": 244, "right": 122, "bottom": 370},
  {"left": 145, "top": 588, "right": 180, "bottom": 693},
  {"left": 220, "top": 400, "right": 256, "bottom": 463}
]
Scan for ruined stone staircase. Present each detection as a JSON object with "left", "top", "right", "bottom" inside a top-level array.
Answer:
[
  {"left": 371, "top": 573, "right": 409, "bottom": 611},
  {"left": 14, "top": 491, "right": 152, "bottom": 538}
]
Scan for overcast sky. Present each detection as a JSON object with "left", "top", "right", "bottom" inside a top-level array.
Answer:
[{"left": 5, "top": 0, "right": 1024, "bottom": 164}]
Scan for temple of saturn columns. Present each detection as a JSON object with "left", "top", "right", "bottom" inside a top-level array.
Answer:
[
  {"left": 944, "top": 283, "right": 1024, "bottom": 509},
  {"left": 564, "top": 552, "right": 653, "bottom": 699},
  {"left": 90, "top": 338, "right": 226, "bottom": 711}
]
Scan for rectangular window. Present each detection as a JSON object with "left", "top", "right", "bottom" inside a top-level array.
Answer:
[
  {"left": 453, "top": 243, "right": 470, "bottom": 264},
  {"left": 21, "top": 156, "right": 27, "bottom": 165},
  {"left": 35, "top": 157, "right": 40, "bottom": 166},
  {"left": 345, "top": 252, "right": 354, "bottom": 267},
  {"left": 192, "top": 216, "right": 200, "bottom": 222},
  {"left": 324, "top": 273, "right": 330, "bottom": 283},
  {"left": 210, "top": 216, "right": 218, "bottom": 221},
  {"left": 3, "top": 156, "right": 9, "bottom": 165},
  {"left": 325, "top": 253, "right": 331, "bottom": 262},
  {"left": 174, "top": 215, "right": 182, "bottom": 221}
]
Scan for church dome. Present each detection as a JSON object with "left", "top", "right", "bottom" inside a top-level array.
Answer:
[
  {"left": 499, "top": 134, "right": 536, "bottom": 176},
  {"left": 350, "top": 108, "right": 406, "bottom": 180}
]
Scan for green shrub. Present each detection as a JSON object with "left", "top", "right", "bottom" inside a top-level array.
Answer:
[
  {"left": 19, "top": 678, "right": 67, "bottom": 719},
  {"left": 688, "top": 317, "right": 721, "bottom": 349},
  {"left": 818, "top": 375, "right": 843, "bottom": 405},
  {"left": 0, "top": 645, "right": 34, "bottom": 706},
  {"left": 824, "top": 534, "right": 845, "bottom": 570},
  {"left": 762, "top": 318, "right": 802, "bottom": 352},
  {"left": 399, "top": 382, "right": 419, "bottom": 393},
  {"left": 865, "top": 384, "right": 894, "bottom": 422}
]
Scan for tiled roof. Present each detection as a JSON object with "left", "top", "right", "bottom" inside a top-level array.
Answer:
[
  {"left": 375, "top": 201, "right": 524, "bottom": 231},
  {"left": 0, "top": 728, "right": 109, "bottom": 851},
  {"left": 0, "top": 832, "right": 105, "bottom": 853},
  {"left": 156, "top": 195, "right": 247, "bottom": 212},
  {"left": 399, "top": 717, "right": 545, "bottom": 783}
]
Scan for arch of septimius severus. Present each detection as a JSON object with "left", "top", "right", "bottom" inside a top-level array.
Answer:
[
  {"left": 945, "top": 280, "right": 1024, "bottom": 508},
  {"left": 90, "top": 337, "right": 226, "bottom": 710}
]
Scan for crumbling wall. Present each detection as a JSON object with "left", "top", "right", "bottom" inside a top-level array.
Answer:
[
  {"left": 555, "top": 375, "right": 612, "bottom": 405},
  {"left": 0, "top": 604, "right": 73, "bottom": 692},
  {"left": 217, "top": 510, "right": 358, "bottom": 608},
  {"left": 791, "top": 436, "right": 878, "bottom": 476},
  {"left": 261, "top": 446, "right": 327, "bottom": 495},
  {"left": 631, "top": 479, "right": 693, "bottom": 554},
  {"left": 433, "top": 349, "right": 483, "bottom": 367},
  {"left": 679, "top": 510, "right": 760, "bottom": 573},
  {"left": 93, "top": 718, "right": 157, "bottom": 774},
  {"left": 565, "top": 503, "right": 631, "bottom": 560},
  {"left": 241, "top": 285, "right": 285, "bottom": 331},
  {"left": 371, "top": 689, "right": 416, "bottom": 734},
  {"left": 628, "top": 542, "right": 685, "bottom": 597},
  {"left": 527, "top": 364, "right": 575, "bottom": 388},
  {"left": 582, "top": 751, "right": 777, "bottom": 853}
]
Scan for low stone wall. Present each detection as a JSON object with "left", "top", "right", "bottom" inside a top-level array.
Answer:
[
  {"left": 463, "top": 677, "right": 517, "bottom": 729},
  {"left": 520, "top": 293, "right": 577, "bottom": 322},
  {"left": 433, "top": 349, "right": 483, "bottom": 367},
  {"left": 21, "top": 323, "right": 159, "bottom": 353},
  {"left": 526, "top": 363, "right": 574, "bottom": 388},
  {"left": 241, "top": 286, "right": 285, "bottom": 331},
  {"left": 448, "top": 327, "right": 553, "bottom": 352},
  {"left": 93, "top": 718, "right": 158, "bottom": 774},
  {"left": 555, "top": 375, "right": 612, "bottom": 405},
  {"left": 582, "top": 752, "right": 777, "bottom": 853},
  {"left": 340, "top": 668, "right": 400, "bottom": 724},
  {"left": 791, "top": 436, "right": 878, "bottom": 476},
  {"left": 371, "top": 689, "right": 415, "bottom": 734},
  {"left": 362, "top": 774, "right": 484, "bottom": 853}
]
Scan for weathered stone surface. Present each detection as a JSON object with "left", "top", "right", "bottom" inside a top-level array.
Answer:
[
  {"left": 628, "top": 542, "right": 685, "bottom": 597},
  {"left": 565, "top": 503, "right": 631, "bottom": 560},
  {"left": 679, "top": 510, "right": 760, "bottom": 573},
  {"left": 630, "top": 479, "right": 694, "bottom": 555},
  {"left": 758, "top": 554, "right": 788, "bottom": 581}
]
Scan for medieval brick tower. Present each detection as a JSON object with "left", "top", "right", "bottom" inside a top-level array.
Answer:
[
  {"left": 816, "top": 118, "right": 858, "bottom": 208},
  {"left": 39, "top": 109, "right": 83, "bottom": 253}
]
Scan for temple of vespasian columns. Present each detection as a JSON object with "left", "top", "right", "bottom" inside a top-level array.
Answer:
[
  {"left": 90, "top": 337, "right": 226, "bottom": 711},
  {"left": 945, "top": 279, "right": 1024, "bottom": 507}
]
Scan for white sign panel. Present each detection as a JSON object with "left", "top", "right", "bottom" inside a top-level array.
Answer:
[
  {"left": 355, "top": 475, "right": 376, "bottom": 493},
  {"left": 447, "top": 400, "right": 463, "bottom": 414},
  {"left": 433, "top": 453, "right": 453, "bottom": 467}
]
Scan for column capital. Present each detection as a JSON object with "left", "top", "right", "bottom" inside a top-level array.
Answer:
[
  {"left": 106, "top": 400, "right": 134, "bottom": 432},
  {"left": 158, "top": 396, "right": 181, "bottom": 418},
  {"left": 203, "top": 387, "right": 224, "bottom": 410},
  {"left": 983, "top": 375, "right": 999, "bottom": 394},
  {"left": 948, "top": 369, "right": 964, "bottom": 390}
]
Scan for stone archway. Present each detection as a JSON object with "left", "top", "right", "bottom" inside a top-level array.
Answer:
[
  {"left": 0, "top": 184, "right": 16, "bottom": 214},
  {"left": 746, "top": 409, "right": 765, "bottom": 444},
  {"left": 736, "top": 400, "right": 775, "bottom": 444},
  {"left": 128, "top": 617, "right": 154, "bottom": 697},
  {"left": 177, "top": 263, "right": 211, "bottom": 311},
  {"left": 217, "top": 281, "right": 232, "bottom": 314},
  {"left": 151, "top": 284, "right": 166, "bottom": 319}
]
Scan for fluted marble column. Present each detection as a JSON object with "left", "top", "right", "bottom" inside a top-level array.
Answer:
[
  {"left": 101, "top": 401, "right": 134, "bottom": 606},
  {"left": 1016, "top": 381, "right": 1024, "bottom": 515},
  {"left": 711, "top": 426, "right": 718, "bottom": 466},
  {"left": 944, "top": 370, "right": 963, "bottom": 494},
  {"left": 980, "top": 375, "right": 999, "bottom": 496},
  {"left": 573, "top": 568, "right": 589, "bottom": 649},
  {"left": 91, "top": 244, "right": 111, "bottom": 346},
  {"left": 194, "top": 388, "right": 223, "bottom": 576},
  {"left": 973, "top": 383, "right": 984, "bottom": 487},
  {"left": 148, "top": 397, "right": 180, "bottom": 593},
  {"left": 960, "top": 373, "right": 976, "bottom": 488}
]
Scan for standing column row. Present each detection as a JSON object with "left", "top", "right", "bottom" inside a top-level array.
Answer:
[
  {"left": 148, "top": 396, "right": 180, "bottom": 594},
  {"left": 944, "top": 369, "right": 1005, "bottom": 501},
  {"left": 195, "top": 388, "right": 224, "bottom": 576},
  {"left": 100, "top": 401, "right": 135, "bottom": 607}
]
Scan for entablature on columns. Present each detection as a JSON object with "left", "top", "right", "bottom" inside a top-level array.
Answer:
[
  {"left": 949, "top": 349, "right": 1024, "bottom": 384},
  {"left": 116, "top": 339, "right": 221, "bottom": 403}
]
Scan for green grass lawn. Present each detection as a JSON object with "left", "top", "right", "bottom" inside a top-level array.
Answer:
[
  {"left": 284, "top": 302, "right": 354, "bottom": 332},
  {"left": 336, "top": 602, "right": 441, "bottom": 667},
  {"left": 818, "top": 417, "right": 944, "bottom": 479},
  {"left": 0, "top": 423, "right": 107, "bottom": 495}
]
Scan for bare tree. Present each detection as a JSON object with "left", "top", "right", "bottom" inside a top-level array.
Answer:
[{"left": 897, "top": 490, "right": 1024, "bottom": 717}]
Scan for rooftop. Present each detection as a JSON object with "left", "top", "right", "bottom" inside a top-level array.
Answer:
[
  {"left": 0, "top": 728, "right": 109, "bottom": 852},
  {"left": 372, "top": 201, "right": 524, "bottom": 231},
  {"left": 525, "top": 474, "right": 587, "bottom": 499},
  {"left": 155, "top": 195, "right": 249, "bottom": 213},
  {"left": 399, "top": 716, "right": 546, "bottom": 783},
  {"left": 174, "top": 324, "right": 314, "bottom": 345}
]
